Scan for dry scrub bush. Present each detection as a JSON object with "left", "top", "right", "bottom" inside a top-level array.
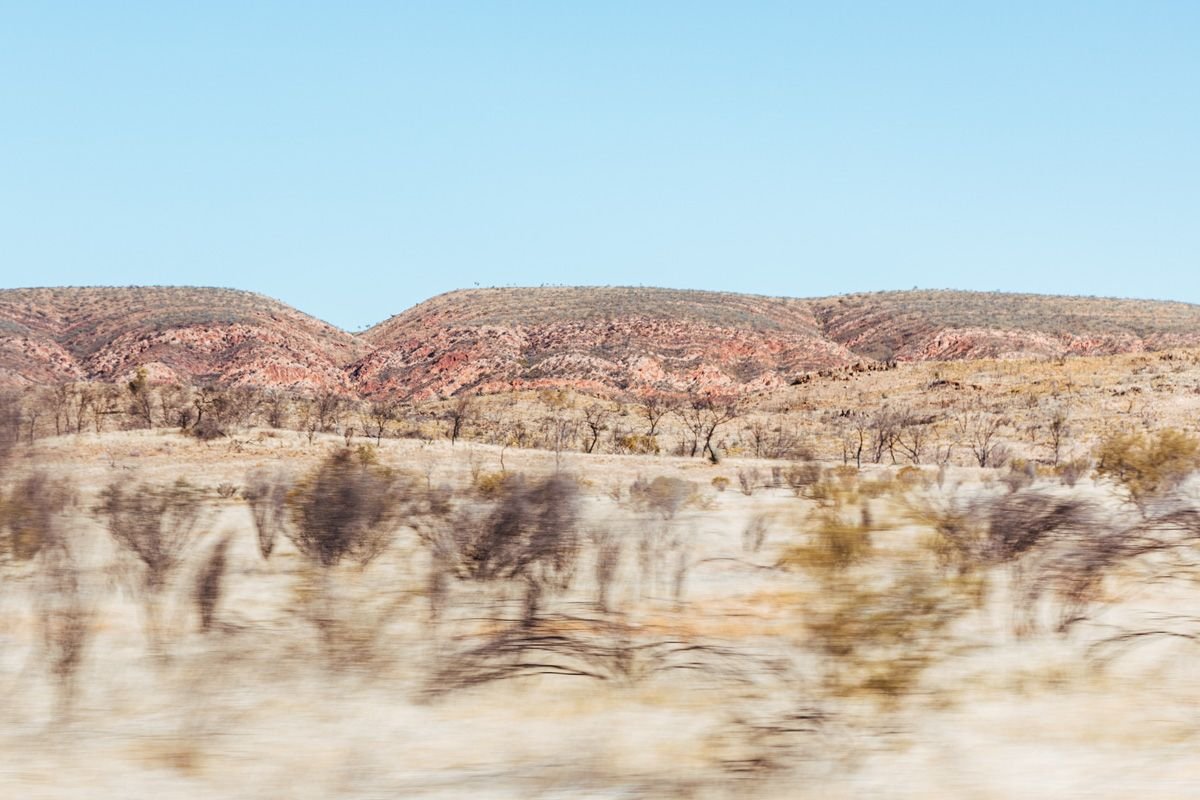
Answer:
[
  {"left": 629, "top": 475, "right": 698, "bottom": 519},
  {"left": 2, "top": 472, "right": 72, "bottom": 564},
  {"left": 2, "top": 473, "right": 91, "bottom": 716},
  {"left": 784, "top": 462, "right": 822, "bottom": 497},
  {"left": 472, "top": 469, "right": 514, "bottom": 498},
  {"left": 429, "top": 474, "right": 764, "bottom": 694},
  {"left": 1055, "top": 457, "right": 1091, "bottom": 487},
  {"left": 98, "top": 479, "right": 206, "bottom": 656},
  {"left": 614, "top": 433, "right": 660, "bottom": 455},
  {"left": 781, "top": 494, "right": 979, "bottom": 704},
  {"left": 902, "top": 485, "right": 1173, "bottom": 636},
  {"left": 255, "top": 449, "right": 418, "bottom": 666},
  {"left": 1095, "top": 428, "right": 1200, "bottom": 507},
  {"left": 98, "top": 479, "right": 206, "bottom": 593},
  {"left": 244, "top": 469, "right": 289, "bottom": 559},
  {"left": 450, "top": 473, "right": 581, "bottom": 625},
  {"left": 285, "top": 448, "right": 402, "bottom": 568}
]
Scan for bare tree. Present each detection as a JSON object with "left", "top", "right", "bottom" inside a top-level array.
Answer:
[
  {"left": 868, "top": 407, "right": 901, "bottom": 464},
  {"left": 126, "top": 368, "right": 155, "bottom": 428},
  {"left": 364, "top": 399, "right": 400, "bottom": 445},
  {"left": 445, "top": 395, "right": 474, "bottom": 445},
  {"left": 743, "top": 413, "right": 804, "bottom": 460},
  {"left": 22, "top": 388, "right": 46, "bottom": 444},
  {"left": 955, "top": 411, "right": 1010, "bottom": 468},
  {"left": 639, "top": 391, "right": 676, "bottom": 439},
  {"left": 313, "top": 389, "right": 346, "bottom": 434},
  {"left": 75, "top": 385, "right": 95, "bottom": 434},
  {"left": 582, "top": 402, "right": 612, "bottom": 454},
  {"left": 158, "top": 384, "right": 192, "bottom": 429},
  {"left": 835, "top": 412, "right": 868, "bottom": 468},
  {"left": 894, "top": 409, "right": 937, "bottom": 465},
  {"left": 262, "top": 389, "right": 290, "bottom": 429},
  {"left": 677, "top": 393, "right": 742, "bottom": 462},
  {"left": 1044, "top": 406, "right": 1071, "bottom": 466},
  {"left": 89, "top": 385, "right": 122, "bottom": 434}
]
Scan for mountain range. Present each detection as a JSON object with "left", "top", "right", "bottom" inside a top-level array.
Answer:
[{"left": 3, "top": 285, "right": 1199, "bottom": 398}]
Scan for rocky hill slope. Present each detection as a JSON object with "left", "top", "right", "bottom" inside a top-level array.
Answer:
[
  {"left": 3, "top": 285, "right": 1200, "bottom": 397},
  {"left": 353, "top": 287, "right": 857, "bottom": 398},
  {"left": 0, "top": 286, "right": 366, "bottom": 389},
  {"left": 355, "top": 287, "right": 1200, "bottom": 398}
]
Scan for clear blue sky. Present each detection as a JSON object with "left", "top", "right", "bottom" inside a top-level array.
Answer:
[{"left": 2, "top": 2, "right": 1197, "bottom": 330}]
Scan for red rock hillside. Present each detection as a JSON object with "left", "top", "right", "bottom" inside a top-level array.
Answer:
[
  {"left": 350, "top": 287, "right": 860, "bottom": 399},
  {"left": 351, "top": 287, "right": 1200, "bottom": 400},
  {"left": 4, "top": 285, "right": 1200, "bottom": 398},
  {"left": 0, "top": 286, "right": 367, "bottom": 390}
]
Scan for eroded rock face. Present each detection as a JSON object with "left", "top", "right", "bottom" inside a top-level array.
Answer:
[{"left": 3, "top": 285, "right": 1200, "bottom": 398}]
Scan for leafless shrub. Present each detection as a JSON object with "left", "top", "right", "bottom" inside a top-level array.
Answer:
[
  {"left": 910, "top": 485, "right": 1132, "bottom": 635},
  {"left": 3, "top": 472, "right": 72, "bottom": 564},
  {"left": 37, "top": 550, "right": 91, "bottom": 720},
  {"left": 999, "top": 459, "right": 1036, "bottom": 493},
  {"left": 215, "top": 482, "right": 239, "bottom": 499},
  {"left": 97, "top": 478, "right": 207, "bottom": 658},
  {"left": 983, "top": 491, "right": 1094, "bottom": 565},
  {"left": 913, "top": 486, "right": 1091, "bottom": 570},
  {"left": 955, "top": 412, "right": 1010, "bottom": 468}
]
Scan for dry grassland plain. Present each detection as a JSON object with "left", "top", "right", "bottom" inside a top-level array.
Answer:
[{"left": 2, "top": 352, "right": 1200, "bottom": 798}]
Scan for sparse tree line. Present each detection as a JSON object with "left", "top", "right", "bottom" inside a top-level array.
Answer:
[{"left": 0, "top": 372, "right": 1138, "bottom": 477}]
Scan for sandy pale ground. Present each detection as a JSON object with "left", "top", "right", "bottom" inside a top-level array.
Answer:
[{"left": 1, "top": 429, "right": 1199, "bottom": 798}]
